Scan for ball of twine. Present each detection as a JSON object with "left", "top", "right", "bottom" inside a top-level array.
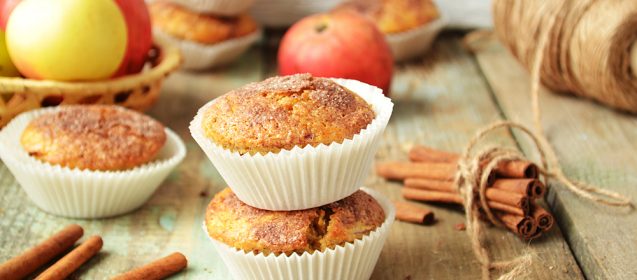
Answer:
[{"left": 493, "top": 0, "right": 637, "bottom": 113}]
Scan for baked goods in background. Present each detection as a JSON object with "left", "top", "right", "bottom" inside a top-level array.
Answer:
[
  {"left": 336, "top": 0, "right": 440, "bottom": 34},
  {"left": 148, "top": 1, "right": 261, "bottom": 70},
  {"left": 201, "top": 73, "right": 375, "bottom": 155},
  {"left": 205, "top": 188, "right": 386, "bottom": 256},
  {"left": 20, "top": 105, "right": 166, "bottom": 171},
  {"left": 149, "top": 1, "right": 257, "bottom": 45}
]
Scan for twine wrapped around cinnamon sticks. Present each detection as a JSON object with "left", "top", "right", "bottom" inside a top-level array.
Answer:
[{"left": 378, "top": 144, "right": 548, "bottom": 240}]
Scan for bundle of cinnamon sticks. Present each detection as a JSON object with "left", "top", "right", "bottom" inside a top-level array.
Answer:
[{"left": 378, "top": 145, "right": 554, "bottom": 240}]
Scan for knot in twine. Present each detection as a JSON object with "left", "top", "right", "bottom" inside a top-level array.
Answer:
[{"left": 451, "top": 120, "right": 632, "bottom": 280}]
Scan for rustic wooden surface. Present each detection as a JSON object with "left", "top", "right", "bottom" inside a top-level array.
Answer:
[
  {"left": 0, "top": 32, "right": 633, "bottom": 279},
  {"left": 469, "top": 34, "right": 637, "bottom": 279}
]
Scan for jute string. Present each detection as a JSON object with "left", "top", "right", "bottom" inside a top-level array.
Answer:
[
  {"left": 493, "top": 0, "right": 637, "bottom": 113},
  {"left": 453, "top": 0, "right": 634, "bottom": 278}
]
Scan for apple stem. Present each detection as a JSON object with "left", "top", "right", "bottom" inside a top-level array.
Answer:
[{"left": 315, "top": 22, "right": 328, "bottom": 33}]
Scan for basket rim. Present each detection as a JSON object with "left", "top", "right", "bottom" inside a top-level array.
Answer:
[{"left": 0, "top": 39, "right": 182, "bottom": 94}]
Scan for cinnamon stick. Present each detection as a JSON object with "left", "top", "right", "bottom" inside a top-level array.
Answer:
[
  {"left": 36, "top": 235, "right": 103, "bottom": 280},
  {"left": 492, "top": 178, "right": 545, "bottom": 198},
  {"left": 393, "top": 201, "right": 435, "bottom": 224},
  {"left": 408, "top": 145, "right": 539, "bottom": 179},
  {"left": 409, "top": 145, "right": 459, "bottom": 163},
  {"left": 407, "top": 177, "right": 542, "bottom": 199},
  {"left": 532, "top": 204, "right": 554, "bottom": 232},
  {"left": 401, "top": 188, "right": 527, "bottom": 216},
  {"left": 0, "top": 224, "right": 83, "bottom": 280},
  {"left": 495, "top": 212, "right": 537, "bottom": 239},
  {"left": 402, "top": 188, "right": 463, "bottom": 204},
  {"left": 376, "top": 161, "right": 456, "bottom": 181},
  {"left": 495, "top": 160, "right": 538, "bottom": 179},
  {"left": 112, "top": 252, "right": 188, "bottom": 280},
  {"left": 403, "top": 181, "right": 529, "bottom": 212},
  {"left": 404, "top": 178, "right": 455, "bottom": 192}
]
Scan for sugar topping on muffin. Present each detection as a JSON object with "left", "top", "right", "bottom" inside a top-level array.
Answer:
[
  {"left": 20, "top": 105, "right": 166, "bottom": 171},
  {"left": 202, "top": 73, "right": 376, "bottom": 155},
  {"left": 205, "top": 188, "right": 385, "bottom": 256}
]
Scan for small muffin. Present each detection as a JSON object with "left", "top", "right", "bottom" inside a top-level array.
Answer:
[
  {"left": 20, "top": 105, "right": 166, "bottom": 171},
  {"left": 149, "top": 1, "right": 258, "bottom": 45},
  {"left": 205, "top": 188, "right": 386, "bottom": 256},
  {"left": 336, "top": 0, "right": 440, "bottom": 34},
  {"left": 202, "top": 73, "right": 376, "bottom": 155}
]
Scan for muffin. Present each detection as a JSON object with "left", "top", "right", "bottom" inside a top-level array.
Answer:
[
  {"left": 0, "top": 106, "right": 186, "bottom": 218},
  {"left": 204, "top": 187, "right": 395, "bottom": 280},
  {"left": 162, "top": 0, "right": 256, "bottom": 16},
  {"left": 337, "top": 0, "right": 440, "bottom": 34},
  {"left": 149, "top": 1, "right": 261, "bottom": 69},
  {"left": 202, "top": 73, "right": 375, "bottom": 155},
  {"left": 190, "top": 75, "right": 394, "bottom": 210},
  {"left": 20, "top": 105, "right": 166, "bottom": 171},
  {"left": 206, "top": 188, "right": 385, "bottom": 256},
  {"left": 335, "top": 0, "right": 445, "bottom": 61},
  {"left": 150, "top": 2, "right": 257, "bottom": 45}
]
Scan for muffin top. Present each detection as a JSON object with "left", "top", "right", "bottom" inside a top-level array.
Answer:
[
  {"left": 149, "top": 1, "right": 258, "bottom": 45},
  {"left": 205, "top": 188, "right": 385, "bottom": 256},
  {"left": 202, "top": 74, "right": 376, "bottom": 155},
  {"left": 336, "top": 0, "right": 440, "bottom": 34},
  {"left": 20, "top": 105, "right": 166, "bottom": 171}
]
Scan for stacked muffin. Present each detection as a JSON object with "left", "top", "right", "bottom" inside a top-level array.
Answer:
[
  {"left": 148, "top": 0, "right": 261, "bottom": 70},
  {"left": 191, "top": 73, "right": 395, "bottom": 279}
]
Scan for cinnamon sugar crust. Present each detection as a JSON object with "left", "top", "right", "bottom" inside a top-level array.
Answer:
[
  {"left": 149, "top": 1, "right": 258, "bottom": 45},
  {"left": 20, "top": 105, "right": 166, "bottom": 171},
  {"left": 202, "top": 74, "right": 376, "bottom": 155},
  {"left": 205, "top": 188, "right": 385, "bottom": 256}
]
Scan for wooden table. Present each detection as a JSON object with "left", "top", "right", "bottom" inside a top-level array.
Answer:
[{"left": 1, "top": 31, "right": 636, "bottom": 279}]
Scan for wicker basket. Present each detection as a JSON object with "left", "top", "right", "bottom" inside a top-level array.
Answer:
[{"left": 0, "top": 40, "right": 182, "bottom": 128}]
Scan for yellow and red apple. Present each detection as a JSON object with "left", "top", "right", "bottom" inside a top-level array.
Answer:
[
  {"left": 0, "top": 0, "right": 19, "bottom": 76},
  {"left": 278, "top": 10, "right": 394, "bottom": 95},
  {"left": 5, "top": 0, "right": 151, "bottom": 81}
]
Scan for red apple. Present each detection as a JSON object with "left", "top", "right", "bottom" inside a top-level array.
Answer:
[
  {"left": 278, "top": 10, "right": 393, "bottom": 94},
  {"left": 112, "top": 0, "right": 152, "bottom": 77},
  {"left": 0, "top": 0, "right": 20, "bottom": 30}
]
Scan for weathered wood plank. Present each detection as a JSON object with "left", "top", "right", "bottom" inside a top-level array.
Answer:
[
  {"left": 368, "top": 34, "right": 581, "bottom": 279},
  {"left": 471, "top": 34, "right": 637, "bottom": 279},
  {"left": 0, "top": 35, "right": 584, "bottom": 279}
]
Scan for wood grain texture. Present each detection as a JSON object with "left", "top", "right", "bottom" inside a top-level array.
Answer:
[
  {"left": 470, "top": 33, "right": 637, "bottom": 279},
  {"left": 0, "top": 34, "right": 584, "bottom": 279}
]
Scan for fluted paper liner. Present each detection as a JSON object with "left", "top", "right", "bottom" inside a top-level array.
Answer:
[
  {"left": 190, "top": 78, "right": 393, "bottom": 210},
  {"left": 162, "top": 0, "right": 255, "bottom": 15},
  {"left": 204, "top": 187, "right": 395, "bottom": 280},
  {"left": 153, "top": 28, "right": 262, "bottom": 70},
  {"left": 0, "top": 107, "right": 186, "bottom": 218},
  {"left": 386, "top": 17, "right": 446, "bottom": 62}
]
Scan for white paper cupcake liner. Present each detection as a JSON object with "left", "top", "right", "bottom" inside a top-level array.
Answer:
[
  {"left": 204, "top": 187, "right": 395, "bottom": 280},
  {"left": 250, "top": 0, "right": 342, "bottom": 27},
  {"left": 190, "top": 78, "right": 393, "bottom": 210},
  {"left": 386, "top": 17, "right": 447, "bottom": 62},
  {"left": 0, "top": 107, "right": 186, "bottom": 219},
  {"left": 153, "top": 28, "right": 262, "bottom": 70},
  {"left": 155, "top": 0, "right": 256, "bottom": 16}
]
